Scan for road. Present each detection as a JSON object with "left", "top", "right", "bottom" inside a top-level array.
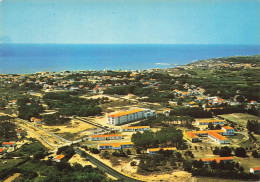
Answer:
[{"left": 75, "top": 148, "right": 143, "bottom": 182}]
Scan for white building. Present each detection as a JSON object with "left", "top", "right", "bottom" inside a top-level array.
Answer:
[
  {"left": 208, "top": 132, "right": 229, "bottom": 144},
  {"left": 121, "top": 126, "right": 150, "bottom": 132},
  {"left": 107, "top": 108, "right": 156, "bottom": 125},
  {"left": 196, "top": 119, "right": 225, "bottom": 125},
  {"left": 89, "top": 134, "right": 123, "bottom": 141},
  {"left": 250, "top": 167, "right": 260, "bottom": 174},
  {"left": 98, "top": 142, "right": 134, "bottom": 150},
  {"left": 222, "top": 126, "right": 235, "bottom": 135}
]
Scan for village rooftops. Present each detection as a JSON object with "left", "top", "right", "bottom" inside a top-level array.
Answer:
[
  {"left": 192, "top": 130, "right": 225, "bottom": 134},
  {"left": 197, "top": 157, "right": 233, "bottom": 163},
  {"left": 108, "top": 109, "right": 144, "bottom": 118},
  {"left": 121, "top": 126, "right": 150, "bottom": 129},
  {"left": 90, "top": 134, "right": 122, "bottom": 138},
  {"left": 208, "top": 132, "right": 228, "bottom": 141}
]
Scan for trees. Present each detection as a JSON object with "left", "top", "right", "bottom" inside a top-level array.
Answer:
[
  {"left": 0, "top": 116, "right": 17, "bottom": 139},
  {"left": 235, "top": 147, "right": 247, "bottom": 157},
  {"left": 246, "top": 120, "right": 260, "bottom": 134},
  {"left": 252, "top": 150, "right": 258, "bottom": 158}
]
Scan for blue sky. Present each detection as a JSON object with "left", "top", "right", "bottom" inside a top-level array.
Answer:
[{"left": 0, "top": 0, "right": 259, "bottom": 44}]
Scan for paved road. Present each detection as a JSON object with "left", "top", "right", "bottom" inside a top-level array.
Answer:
[{"left": 75, "top": 149, "right": 143, "bottom": 182}]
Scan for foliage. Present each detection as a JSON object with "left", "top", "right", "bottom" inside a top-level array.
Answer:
[{"left": 0, "top": 116, "right": 17, "bottom": 140}]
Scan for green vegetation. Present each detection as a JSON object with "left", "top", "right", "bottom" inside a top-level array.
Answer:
[
  {"left": 17, "top": 97, "right": 44, "bottom": 120},
  {"left": 43, "top": 92, "right": 102, "bottom": 117},
  {"left": 0, "top": 116, "right": 17, "bottom": 140},
  {"left": 131, "top": 127, "right": 185, "bottom": 151}
]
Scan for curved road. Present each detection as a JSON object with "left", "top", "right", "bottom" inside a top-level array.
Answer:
[{"left": 75, "top": 149, "right": 143, "bottom": 182}]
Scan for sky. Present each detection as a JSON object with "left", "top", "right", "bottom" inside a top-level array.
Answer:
[{"left": 0, "top": 0, "right": 259, "bottom": 44}]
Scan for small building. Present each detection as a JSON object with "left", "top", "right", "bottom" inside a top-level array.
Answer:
[
  {"left": 34, "top": 119, "right": 42, "bottom": 124},
  {"left": 121, "top": 126, "right": 150, "bottom": 132},
  {"left": 197, "top": 157, "right": 233, "bottom": 165},
  {"left": 222, "top": 126, "right": 235, "bottom": 135},
  {"left": 147, "top": 147, "right": 177, "bottom": 155},
  {"left": 98, "top": 142, "right": 134, "bottom": 150},
  {"left": 54, "top": 154, "right": 65, "bottom": 162},
  {"left": 2, "top": 142, "right": 16, "bottom": 148},
  {"left": 17, "top": 129, "right": 27, "bottom": 137},
  {"left": 196, "top": 119, "right": 225, "bottom": 125},
  {"left": 0, "top": 148, "right": 7, "bottom": 155},
  {"left": 89, "top": 134, "right": 123, "bottom": 141},
  {"left": 183, "top": 131, "right": 200, "bottom": 142},
  {"left": 208, "top": 132, "right": 229, "bottom": 144},
  {"left": 250, "top": 167, "right": 260, "bottom": 174}
]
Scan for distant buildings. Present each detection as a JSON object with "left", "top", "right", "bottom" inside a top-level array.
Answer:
[
  {"left": 250, "top": 167, "right": 260, "bottom": 174},
  {"left": 121, "top": 126, "right": 150, "bottom": 132},
  {"left": 2, "top": 142, "right": 16, "bottom": 148},
  {"left": 89, "top": 134, "right": 123, "bottom": 141},
  {"left": 196, "top": 119, "right": 225, "bottom": 125},
  {"left": 107, "top": 108, "right": 156, "bottom": 125},
  {"left": 197, "top": 157, "right": 233, "bottom": 164}
]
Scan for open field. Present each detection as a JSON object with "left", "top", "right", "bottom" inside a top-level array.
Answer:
[
  {"left": 219, "top": 113, "right": 259, "bottom": 127},
  {"left": 41, "top": 118, "right": 95, "bottom": 140}
]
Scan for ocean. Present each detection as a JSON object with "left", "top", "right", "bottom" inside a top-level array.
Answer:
[{"left": 0, "top": 44, "right": 259, "bottom": 74}]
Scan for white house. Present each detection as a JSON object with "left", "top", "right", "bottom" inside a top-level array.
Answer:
[
  {"left": 250, "top": 167, "right": 260, "bottom": 174},
  {"left": 222, "top": 126, "right": 235, "bottom": 135},
  {"left": 89, "top": 134, "right": 123, "bottom": 141},
  {"left": 121, "top": 126, "right": 150, "bottom": 132}
]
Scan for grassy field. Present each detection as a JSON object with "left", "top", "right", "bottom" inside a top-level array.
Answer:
[{"left": 219, "top": 113, "right": 258, "bottom": 127}]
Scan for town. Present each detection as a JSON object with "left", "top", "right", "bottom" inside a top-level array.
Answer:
[{"left": 0, "top": 55, "right": 260, "bottom": 181}]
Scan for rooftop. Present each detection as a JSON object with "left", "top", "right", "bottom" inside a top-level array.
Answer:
[
  {"left": 108, "top": 109, "right": 144, "bottom": 117},
  {"left": 208, "top": 132, "right": 228, "bottom": 140}
]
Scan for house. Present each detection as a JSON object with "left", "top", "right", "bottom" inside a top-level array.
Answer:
[
  {"left": 250, "top": 167, "right": 260, "bottom": 174},
  {"left": 107, "top": 108, "right": 156, "bottom": 125},
  {"left": 121, "top": 126, "right": 150, "bottom": 132},
  {"left": 196, "top": 119, "right": 225, "bottom": 125},
  {"left": 54, "top": 154, "right": 65, "bottom": 162},
  {"left": 98, "top": 142, "right": 134, "bottom": 150},
  {"left": 197, "top": 157, "right": 233, "bottom": 164},
  {"left": 183, "top": 131, "right": 200, "bottom": 142},
  {"left": 34, "top": 119, "right": 42, "bottom": 124},
  {"left": 2, "top": 142, "right": 16, "bottom": 148},
  {"left": 147, "top": 147, "right": 177, "bottom": 155},
  {"left": 11, "top": 100, "right": 17, "bottom": 104},
  {"left": 17, "top": 129, "right": 27, "bottom": 137},
  {"left": 89, "top": 134, "right": 123, "bottom": 141},
  {"left": 222, "top": 126, "right": 235, "bottom": 135},
  {"left": 0, "top": 148, "right": 7, "bottom": 155}
]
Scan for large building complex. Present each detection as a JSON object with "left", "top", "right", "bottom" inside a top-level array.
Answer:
[
  {"left": 183, "top": 126, "right": 234, "bottom": 144},
  {"left": 107, "top": 108, "right": 156, "bottom": 125},
  {"left": 196, "top": 119, "right": 225, "bottom": 125}
]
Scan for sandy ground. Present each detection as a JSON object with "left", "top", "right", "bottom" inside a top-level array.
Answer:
[
  {"left": 83, "top": 149, "right": 192, "bottom": 182},
  {"left": 3, "top": 173, "right": 21, "bottom": 182},
  {"left": 41, "top": 118, "right": 95, "bottom": 139}
]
